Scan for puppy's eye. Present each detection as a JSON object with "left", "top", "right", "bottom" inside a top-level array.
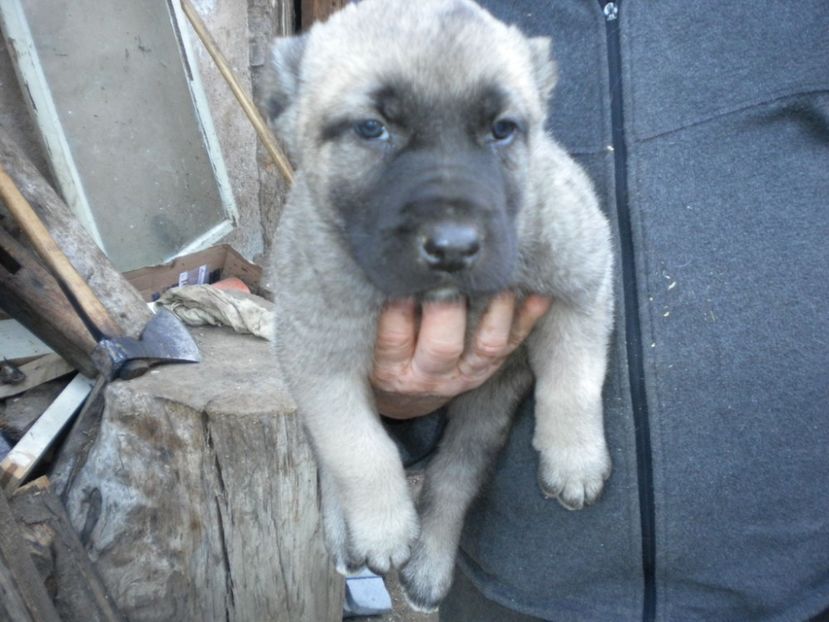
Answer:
[
  {"left": 490, "top": 119, "right": 518, "bottom": 143},
  {"left": 353, "top": 119, "right": 389, "bottom": 140}
]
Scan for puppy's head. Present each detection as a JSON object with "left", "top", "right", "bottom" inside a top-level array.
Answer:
[{"left": 264, "top": 0, "right": 556, "bottom": 299}]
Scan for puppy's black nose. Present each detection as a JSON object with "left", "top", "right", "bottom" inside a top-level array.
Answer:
[{"left": 420, "top": 223, "right": 481, "bottom": 272}]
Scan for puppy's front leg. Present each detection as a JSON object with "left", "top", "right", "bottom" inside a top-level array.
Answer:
[
  {"left": 400, "top": 357, "right": 533, "bottom": 612},
  {"left": 299, "top": 376, "right": 418, "bottom": 574},
  {"left": 527, "top": 291, "right": 613, "bottom": 511}
]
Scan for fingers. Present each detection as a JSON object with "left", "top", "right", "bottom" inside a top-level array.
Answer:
[
  {"left": 371, "top": 292, "right": 552, "bottom": 420},
  {"left": 411, "top": 300, "right": 467, "bottom": 377},
  {"left": 458, "top": 292, "right": 515, "bottom": 376},
  {"left": 509, "top": 294, "right": 552, "bottom": 348},
  {"left": 374, "top": 298, "right": 417, "bottom": 367}
]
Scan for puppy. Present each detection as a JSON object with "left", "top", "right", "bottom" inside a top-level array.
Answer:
[{"left": 264, "top": 0, "right": 614, "bottom": 611}]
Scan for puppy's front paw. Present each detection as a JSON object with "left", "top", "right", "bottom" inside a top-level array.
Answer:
[
  {"left": 537, "top": 444, "right": 611, "bottom": 510},
  {"left": 347, "top": 499, "right": 419, "bottom": 574},
  {"left": 321, "top": 499, "right": 357, "bottom": 575},
  {"left": 399, "top": 539, "right": 455, "bottom": 613}
]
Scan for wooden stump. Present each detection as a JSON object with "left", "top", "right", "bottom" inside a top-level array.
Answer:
[{"left": 59, "top": 326, "right": 343, "bottom": 622}]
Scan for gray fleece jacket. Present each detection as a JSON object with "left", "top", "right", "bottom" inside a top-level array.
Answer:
[{"left": 392, "top": 1, "right": 829, "bottom": 620}]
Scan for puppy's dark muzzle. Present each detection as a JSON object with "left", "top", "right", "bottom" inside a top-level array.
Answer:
[{"left": 419, "top": 222, "right": 481, "bottom": 272}]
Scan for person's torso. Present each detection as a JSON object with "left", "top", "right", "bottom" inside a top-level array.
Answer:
[{"left": 460, "top": 2, "right": 829, "bottom": 620}]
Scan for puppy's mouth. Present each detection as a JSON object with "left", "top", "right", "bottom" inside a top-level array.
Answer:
[{"left": 421, "top": 286, "right": 464, "bottom": 303}]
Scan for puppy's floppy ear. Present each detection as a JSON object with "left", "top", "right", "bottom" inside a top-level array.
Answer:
[
  {"left": 264, "top": 34, "right": 308, "bottom": 121},
  {"left": 261, "top": 34, "right": 308, "bottom": 159},
  {"left": 527, "top": 36, "right": 558, "bottom": 101}
]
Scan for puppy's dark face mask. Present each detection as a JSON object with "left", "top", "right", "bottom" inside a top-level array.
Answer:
[{"left": 321, "top": 81, "right": 528, "bottom": 299}]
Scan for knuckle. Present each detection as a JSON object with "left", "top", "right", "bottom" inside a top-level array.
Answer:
[
  {"left": 458, "top": 355, "right": 499, "bottom": 381},
  {"left": 475, "top": 335, "right": 509, "bottom": 359},
  {"left": 371, "top": 367, "right": 405, "bottom": 390},
  {"left": 375, "top": 332, "right": 413, "bottom": 351},
  {"left": 423, "top": 341, "right": 465, "bottom": 361}
]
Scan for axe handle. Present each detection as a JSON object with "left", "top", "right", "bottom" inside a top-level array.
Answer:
[
  {"left": 0, "top": 227, "right": 98, "bottom": 377},
  {"left": 0, "top": 165, "right": 121, "bottom": 338}
]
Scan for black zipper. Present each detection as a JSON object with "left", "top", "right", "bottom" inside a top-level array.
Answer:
[{"left": 600, "top": 2, "right": 657, "bottom": 621}]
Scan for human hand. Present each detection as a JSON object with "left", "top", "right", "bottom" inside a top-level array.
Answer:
[{"left": 371, "top": 292, "right": 552, "bottom": 419}]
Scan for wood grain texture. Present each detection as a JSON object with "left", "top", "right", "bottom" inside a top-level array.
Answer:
[
  {"left": 1, "top": 373, "right": 93, "bottom": 494},
  {"left": 301, "top": 0, "right": 347, "bottom": 30},
  {"left": 0, "top": 485, "right": 61, "bottom": 622},
  {"left": 0, "top": 128, "right": 151, "bottom": 338},
  {"left": 248, "top": 0, "right": 294, "bottom": 259},
  {"left": 0, "top": 226, "right": 97, "bottom": 376},
  {"left": 0, "top": 165, "right": 121, "bottom": 337},
  {"left": 0, "top": 354, "right": 73, "bottom": 401},
  {"left": 10, "top": 478, "right": 125, "bottom": 622},
  {"left": 61, "top": 327, "right": 344, "bottom": 622}
]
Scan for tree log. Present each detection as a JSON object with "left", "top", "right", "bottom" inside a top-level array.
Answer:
[
  {"left": 10, "top": 477, "right": 125, "bottom": 622},
  {"left": 61, "top": 326, "right": 343, "bottom": 621},
  {"left": 0, "top": 127, "right": 151, "bottom": 338}
]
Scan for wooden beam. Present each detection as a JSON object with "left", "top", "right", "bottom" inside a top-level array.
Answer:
[
  {"left": 0, "top": 485, "right": 61, "bottom": 622},
  {"left": 0, "top": 353, "right": 73, "bottom": 401},
  {"left": 0, "top": 226, "right": 98, "bottom": 377},
  {"left": 301, "top": 0, "right": 347, "bottom": 30},
  {"left": 1, "top": 373, "right": 93, "bottom": 494}
]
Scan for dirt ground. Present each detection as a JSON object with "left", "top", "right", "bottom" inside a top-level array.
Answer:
[{"left": 353, "top": 570, "right": 438, "bottom": 622}]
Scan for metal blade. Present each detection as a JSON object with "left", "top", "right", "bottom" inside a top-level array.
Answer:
[{"left": 92, "top": 308, "right": 201, "bottom": 377}]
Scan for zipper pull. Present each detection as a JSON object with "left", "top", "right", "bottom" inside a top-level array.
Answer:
[{"left": 604, "top": 2, "right": 619, "bottom": 21}]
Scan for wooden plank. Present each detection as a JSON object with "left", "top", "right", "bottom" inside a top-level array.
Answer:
[
  {"left": 0, "top": 319, "right": 52, "bottom": 360},
  {"left": 11, "top": 478, "right": 125, "bottom": 622},
  {"left": 1, "top": 373, "right": 93, "bottom": 493},
  {"left": 0, "top": 485, "right": 61, "bottom": 622},
  {"left": 0, "top": 128, "right": 152, "bottom": 339},
  {"left": 300, "top": 0, "right": 346, "bottom": 30},
  {"left": 0, "top": 226, "right": 98, "bottom": 376},
  {"left": 0, "top": 164, "right": 124, "bottom": 338},
  {"left": 0, "top": 354, "right": 74, "bottom": 401}
]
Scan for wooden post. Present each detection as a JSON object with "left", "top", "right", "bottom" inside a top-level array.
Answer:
[
  {"left": 60, "top": 326, "right": 344, "bottom": 622},
  {"left": 300, "top": 0, "right": 347, "bottom": 30}
]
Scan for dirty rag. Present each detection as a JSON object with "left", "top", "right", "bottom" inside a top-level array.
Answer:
[{"left": 158, "top": 285, "right": 274, "bottom": 341}]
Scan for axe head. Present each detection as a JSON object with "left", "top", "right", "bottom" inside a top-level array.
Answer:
[{"left": 92, "top": 308, "right": 201, "bottom": 379}]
